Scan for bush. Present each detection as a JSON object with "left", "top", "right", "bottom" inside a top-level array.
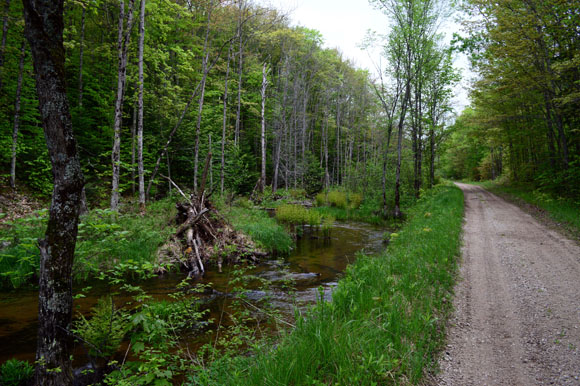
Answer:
[
  {"left": 275, "top": 204, "right": 321, "bottom": 226},
  {"left": 72, "top": 296, "right": 130, "bottom": 359},
  {"left": 0, "top": 359, "right": 34, "bottom": 386},
  {"left": 327, "top": 191, "right": 347, "bottom": 208},
  {"left": 315, "top": 192, "right": 326, "bottom": 207},
  {"left": 348, "top": 193, "right": 363, "bottom": 209},
  {"left": 289, "top": 189, "right": 306, "bottom": 200}
]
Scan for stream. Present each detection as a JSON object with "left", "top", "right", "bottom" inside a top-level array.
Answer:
[{"left": 0, "top": 221, "right": 385, "bottom": 364}]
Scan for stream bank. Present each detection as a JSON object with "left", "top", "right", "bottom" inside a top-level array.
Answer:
[{"left": 0, "top": 220, "right": 385, "bottom": 365}]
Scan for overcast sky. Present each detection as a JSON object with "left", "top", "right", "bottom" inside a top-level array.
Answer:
[{"left": 257, "top": 0, "right": 474, "bottom": 113}]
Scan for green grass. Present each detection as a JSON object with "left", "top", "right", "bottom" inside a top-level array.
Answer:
[
  {"left": 478, "top": 181, "right": 580, "bottom": 234},
  {"left": 195, "top": 185, "right": 464, "bottom": 384},
  {"left": 275, "top": 204, "right": 322, "bottom": 226},
  {"left": 222, "top": 205, "right": 293, "bottom": 255},
  {"left": 313, "top": 196, "right": 389, "bottom": 226},
  {"left": 0, "top": 199, "right": 176, "bottom": 288}
]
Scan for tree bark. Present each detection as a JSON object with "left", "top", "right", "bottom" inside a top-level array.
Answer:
[
  {"left": 110, "top": 0, "right": 136, "bottom": 211},
  {"left": 22, "top": 1, "right": 84, "bottom": 384},
  {"left": 193, "top": 0, "right": 212, "bottom": 191},
  {"left": 77, "top": 5, "right": 85, "bottom": 107},
  {"left": 137, "top": 0, "right": 146, "bottom": 211},
  {"left": 258, "top": 61, "right": 268, "bottom": 192},
  {"left": 394, "top": 79, "right": 410, "bottom": 219},
  {"left": 234, "top": 0, "right": 244, "bottom": 146},
  {"left": 0, "top": 0, "right": 10, "bottom": 91},
  {"left": 221, "top": 43, "right": 232, "bottom": 194},
  {"left": 10, "top": 41, "right": 25, "bottom": 190}
]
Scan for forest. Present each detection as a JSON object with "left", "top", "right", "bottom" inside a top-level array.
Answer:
[{"left": 0, "top": 0, "right": 578, "bottom": 384}]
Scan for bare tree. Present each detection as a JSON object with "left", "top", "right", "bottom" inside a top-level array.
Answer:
[
  {"left": 258, "top": 61, "right": 269, "bottom": 192},
  {"left": 110, "top": 0, "right": 136, "bottom": 211},
  {"left": 193, "top": 0, "right": 213, "bottom": 191},
  {"left": 137, "top": 0, "right": 146, "bottom": 210}
]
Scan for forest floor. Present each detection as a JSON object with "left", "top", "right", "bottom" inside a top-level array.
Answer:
[{"left": 435, "top": 183, "right": 580, "bottom": 385}]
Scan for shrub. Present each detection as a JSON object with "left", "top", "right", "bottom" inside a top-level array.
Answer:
[
  {"left": 327, "top": 191, "right": 347, "bottom": 208},
  {"left": 315, "top": 192, "right": 326, "bottom": 206},
  {"left": 275, "top": 204, "right": 321, "bottom": 226},
  {"left": 289, "top": 189, "right": 307, "bottom": 199},
  {"left": 0, "top": 359, "right": 34, "bottom": 386},
  {"left": 72, "top": 296, "right": 130, "bottom": 359},
  {"left": 348, "top": 193, "right": 363, "bottom": 209}
]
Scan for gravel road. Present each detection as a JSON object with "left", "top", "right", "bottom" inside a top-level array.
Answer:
[{"left": 435, "top": 183, "right": 580, "bottom": 385}]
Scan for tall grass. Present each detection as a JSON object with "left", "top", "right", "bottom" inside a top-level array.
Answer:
[
  {"left": 223, "top": 206, "right": 293, "bottom": 255},
  {"left": 275, "top": 204, "right": 322, "bottom": 226},
  {"left": 314, "top": 196, "right": 388, "bottom": 225},
  {"left": 479, "top": 181, "right": 580, "bottom": 233},
  {"left": 203, "top": 185, "right": 464, "bottom": 385}
]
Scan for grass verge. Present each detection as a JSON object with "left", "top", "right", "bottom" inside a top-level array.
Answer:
[
  {"left": 477, "top": 181, "right": 580, "bottom": 235},
  {"left": 196, "top": 185, "right": 464, "bottom": 384}
]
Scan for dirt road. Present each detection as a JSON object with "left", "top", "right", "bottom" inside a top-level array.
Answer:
[{"left": 436, "top": 183, "right": 580, "bottom": 385}]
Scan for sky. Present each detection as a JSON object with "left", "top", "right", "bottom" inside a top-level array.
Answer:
[{"left": 257, "top": 0, "right": 474, "bottom": 113}]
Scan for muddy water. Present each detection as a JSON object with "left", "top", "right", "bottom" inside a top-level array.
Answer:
[{"left": 0, "top": 222, "right": 384, "bottom": 364}]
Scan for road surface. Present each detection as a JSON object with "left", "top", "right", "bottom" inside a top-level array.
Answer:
[{"left": 436, "top": 183, "right": 580, "bottom": 385}]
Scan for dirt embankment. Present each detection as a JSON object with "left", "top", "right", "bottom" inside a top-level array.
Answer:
[{"left": 436, "top": 183, "right": 580, "bottom": 385}]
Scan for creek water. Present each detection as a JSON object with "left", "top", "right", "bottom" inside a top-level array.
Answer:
[{"left": 0, "top": 221, "right": 385, "bottom": 364}]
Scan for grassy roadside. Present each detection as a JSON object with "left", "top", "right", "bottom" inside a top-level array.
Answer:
[
  {"left": 198, "top": 185, "right": 464, "bottom": 385},
  {"left": 476, "top": 181, "right": 580, "bottom": 235}
]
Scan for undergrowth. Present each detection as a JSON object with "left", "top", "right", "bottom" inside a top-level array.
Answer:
[
  {"left": 219, "top": 203, "right": 293, "bottom": 255},
  {"left": 191, "top": 184, "right": 464, "bottom": 384},
  {"left": 0, "top": 199, "right": 176, "bottom": 288}
]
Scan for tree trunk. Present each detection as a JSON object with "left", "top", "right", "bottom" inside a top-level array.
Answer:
[
  {"left": 234, "top": 0, "right": 244, "bottom": 146},
  {"left": 193, "top": 0, "right": 212, "bottom": 191},
  {"left": 258, "top": 62, "right": 268, "bottom": 192},
  {"left": 131, "top": 102, "right": 136, "bottom": 194},
  {"left": 77, "top": 5, "right": 85, "bottom": 107},
  {"left": 10, "top": 41, "right": 25, "bottom": 190},
  {"left": 394, "top": 80, "right": 410, "bottom": 219},
  {"left": 22, "top": 1, "right": 84, "bottom": 384},
  {"left": 221, "top": 43, "right": 231, "bottom": 194},
  {"left": 0, "top": 0, "right": 10, "bottom": 91},
  {"left": 429, "top": 126, "right": 435, "bottom": 188},
  {"left": 110, "top": 0, "right": 136, "bottom": 211},
  {"left": 137, "top": 0, "right": 146, "bottom": 211}
]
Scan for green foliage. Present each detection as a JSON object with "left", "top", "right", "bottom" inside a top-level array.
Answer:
[
  {"left": 194, "top": 186, "right": 464, "bottom": 384},
  {"left": 348, "top": 193, "right": 363, "bottom": 209},
  {"left": 222, "top": 205, "right": 293, "bottom": 254},
  {"left": 327, "top": 190, "right": 347, "bottom": 208},
  {"left": 303, "top": 151, "right": 324, "bottom": 195},
  {"left": 275, "top": 204, "right": 322, "bottom": 226},
  {"left": 72, "top": 296, "right": 130, "bottom": 359},
  {"left": 0, "top": 199, "right": 175, "bottom": 288},
  {"left": 0, "top": 359, "right": 34, "bottom": 386}
]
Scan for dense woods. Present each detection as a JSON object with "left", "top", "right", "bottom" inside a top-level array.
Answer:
[
  {"left": 0, "top": 0, "right": 457, "bottom": 212},
  {"left": 442, "top": 0, "right": 580, "bottom": 199}
]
